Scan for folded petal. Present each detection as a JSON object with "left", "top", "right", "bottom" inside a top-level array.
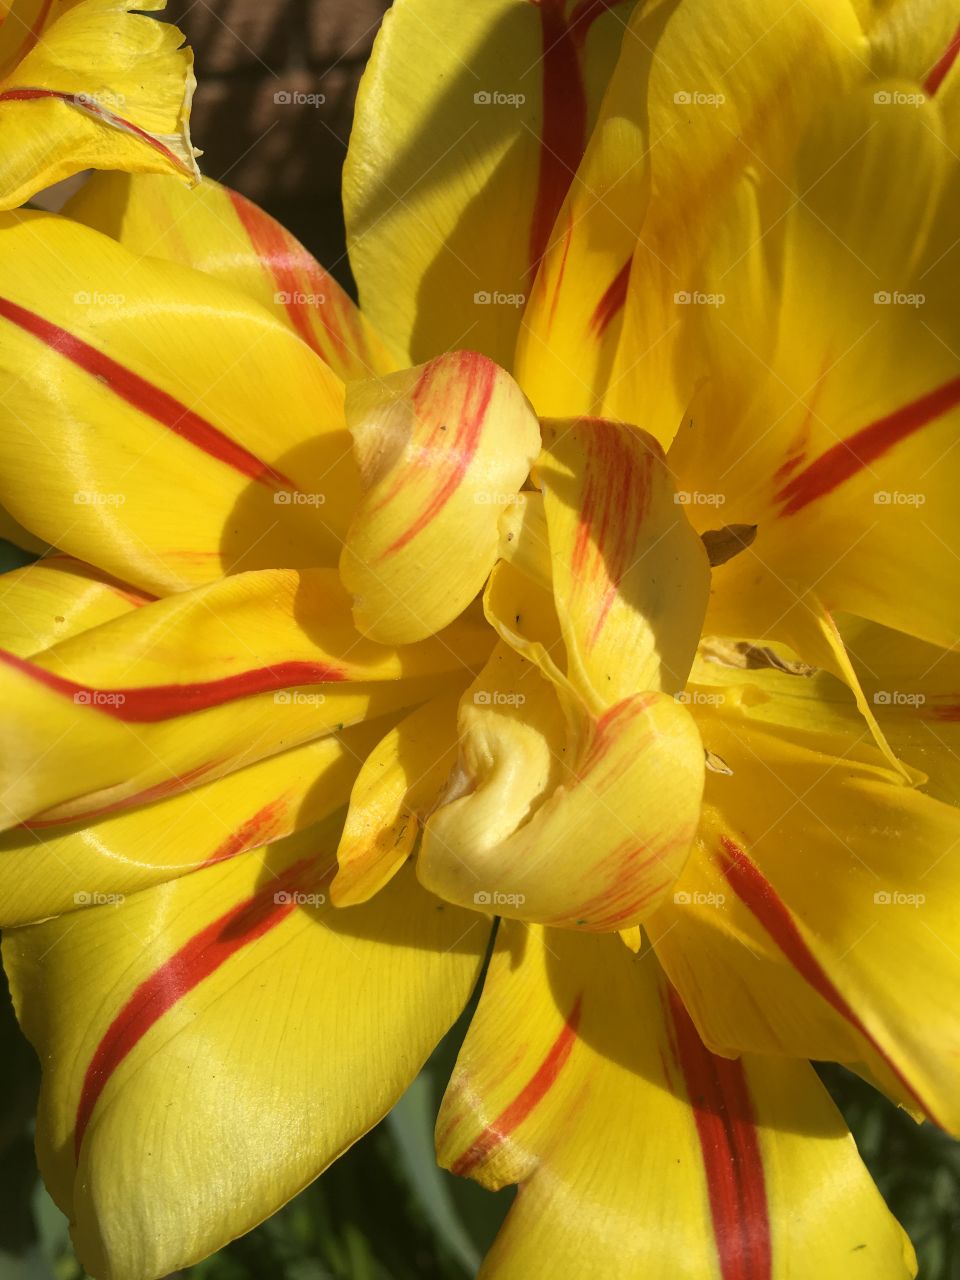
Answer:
[
  {"left": 537, "top": 417, "right": 709, "bottom": 703},
  {"left": 438, "top": 922, "right": 914, "bottom": 1279},
  {"left": 332, "top": 689, "right": 462, "bottom": 906},
  {"left": 647, "top": 664, "right": 960, "bottom": 1132},
  {"left": 418, "top": 641, "right": 704, "bottom": 930},
  {"left": 3, "top": 837, "right": 488, "bottom": 1280},
  {"left": 0, "top": 553, "right": 151, "bottom": 655},
  {"left": 0, "top": 210, "right": 355, "bottom": 594},
  {"left": 344, "top": 0, "right": 631, "bottom": 366},
  {"left": 0, "top": 719, "right": 388, "bottom": 927},
  {"left": 0, "top": 0, "right": 198, "bottom": 210},
  {"left": 669, "top": 86, "right": 960, "bottom": 649},
  {"left": 339, "top": 353, "right": 540, "bottom": 643},
  {"left": 66, "top": 173, "right": 394, "bottom": 384},
  {"left": 0, "top": 567, "right": 492, "bottom": 828}
]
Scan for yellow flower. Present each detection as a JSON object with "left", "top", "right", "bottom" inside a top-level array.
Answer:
[
  {"left": 2, "top": 2, "right": 960, "bottom": 1278},
  {"left": 0, "top": 0, "right": 198, "bottom": 210}
]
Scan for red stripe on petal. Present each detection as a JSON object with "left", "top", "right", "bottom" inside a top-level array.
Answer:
[
  {"left": 449, "top": 994, "right": 582, "bottom": 1176},
  {"left": 528, "top": 1, "right": 588, "bottom": 277},
  {"left": 589, "top": 259, "right": 631, "bottom": 337},
  {"left": 925, "top": 21, "right": 960, "bottom": 95},
  {"left": 74, "top": 858, "right": 313, "bottom": 1155},
  {"left": 0, "top": 88, "right": 191, "bottom": 172},
  {"left": 0, "top": 295, "right": 292, "bottom": 488},
  {"left": 666, "top": 985, "right": 771, "bottom": 1280},
  {"left": 199, "top": 796, "right": 292, "bottom": 868},
  {"left": 774, "top": 377, "right": 960, "bottom": 515},
  {"left": 226, "top": 189, "right": 358, "bottom": 367},
  {"left": 381, "top": 354, "right": 497, "bottom": 557},
  {"left": 22, "top": 761, "right": 220, "bottom": 829},
  {"left": 718, "top": 836, "right": 939, "bottom": 1124},
  {"left": 0, "top": 647, "right": 345, "bottom": 721}
]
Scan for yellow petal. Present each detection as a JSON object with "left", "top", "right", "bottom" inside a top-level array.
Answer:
[
  {"left": 0, "top": 553, "right": 150, "bottom": 655},
  {"left": 517, "top": 0, "right": 863, "bottom": 442},
  {"left": 537, "top": 417, "right": 709, "bottom": 704},
  {"left": 648, "top": 666, "right": 960, "bottom": 1132},
  {"left": 0, "top": 0, "right": 198, "bottom": 210},
  {"left": 669, "top": 85, "right": 960, "bottom": 649},
  {"left": 66, "top": 173, "right": 394, "bottom": 384},
  {"left": 418, "top": 640, "right": 704, "bottom": 930},
  {"left": 438, "top": 922, "right": 915, "bottom": 1279},
  {"left": 339, "top": 353, "right": 540, "bottom": 643},
  {"left": 332, "top": 689, "right": 462, "bottom": 906},
  {"left": 0, "top": 567, "right": 492, "bottom": 828},
  {"left": 0, "top": 719, "right": 386, "bottom": 927},
  {"left": 0, "top": 503, "right": 49, "bottom": 554},
  {"left": 4, "top": 836, "right": 488, "bottom": 1279},
  {"left": 0, "top": 209, "right": 355, "bottom": 594},
  {"left": 344, "top": 0, "right": 631, "bottom": 366}
]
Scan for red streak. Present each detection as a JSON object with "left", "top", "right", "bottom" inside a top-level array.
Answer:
[
  {"left": 667, "top": 986, "right": 771, "bottom": 1280},
  {"left": 0, "top": 296, "right": 292, "bottom": 488},
  {"left": 22, "top": 762, "right": 217, "bottom": 829},
  {"left": 528, "top": 1, "right": 588, "bottom": 276},
  {"left": 589, "top": 259, "right": 631, "bottom": 337},
  {"left": 199, "top": 797, "right": 289, "bottom": 867},
  {"left": 226, "top": 189, "right": 354, "bottom": 364},
  {"left": 450, "top": 995, "right": 582, "bottom": 1176},
  {"left": 718, "top": 836, "right": 937, "bottom": 1123},
  {"left": 925, "top": 21, "right": 960, "bottom": 94},
  {"left": 0, "top": 647, "right": 345, "bottom": 722},
  {"left": 775, "top": 377, "right": 960, "bottom": 515},
  {"left": 0, "top": 88, "right": 189, "bottom": 172},
  {"left": 382, "top": 353, "right": 496, "bottom": 557},
  {"left": 74, "top": 860, "right": 312, "bottom": 1156}
]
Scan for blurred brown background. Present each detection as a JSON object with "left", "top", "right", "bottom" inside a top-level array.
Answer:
[{"left": 167, "top": 0, "right": 391, "bottom": 284}]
